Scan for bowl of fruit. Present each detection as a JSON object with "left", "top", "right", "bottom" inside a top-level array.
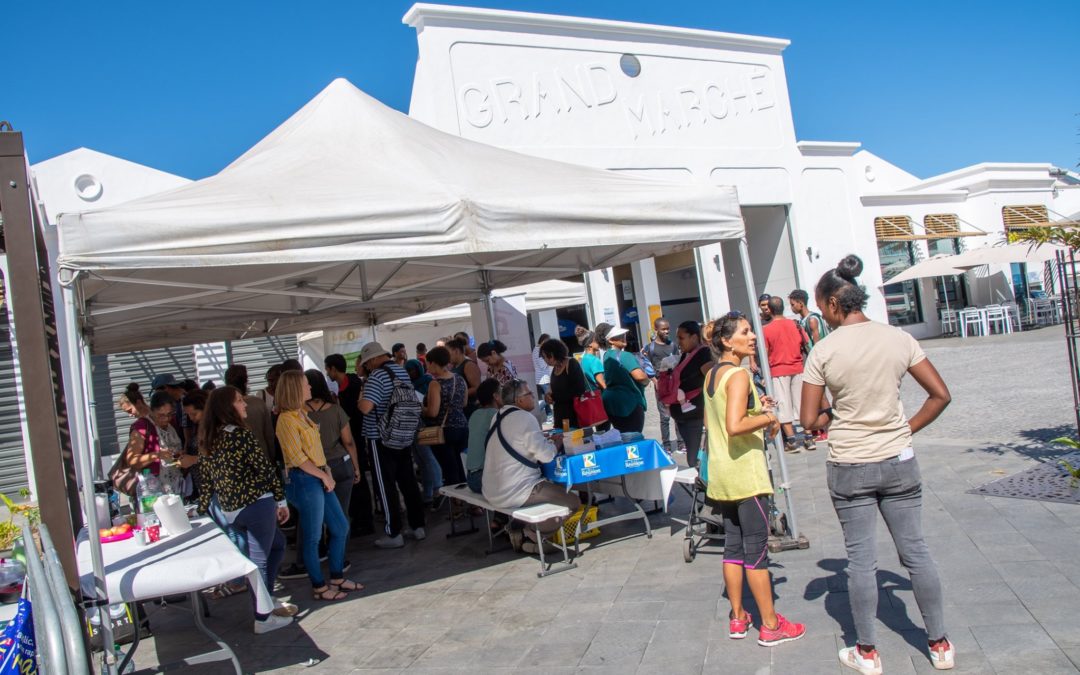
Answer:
[{"left": 98, "top": 524, "right": 134, "bottom": 543}]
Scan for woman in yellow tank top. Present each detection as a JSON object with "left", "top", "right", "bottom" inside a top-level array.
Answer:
[{"left": 704, "top": 313, "right": 805, "bottom": 647}]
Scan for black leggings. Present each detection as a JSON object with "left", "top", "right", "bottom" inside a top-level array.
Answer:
[
  {"left": 716, "top": 494, "right": 771, "bottom": 570},
  {"left": 608, "top": 405, "right": 644, "bottom": 434}
]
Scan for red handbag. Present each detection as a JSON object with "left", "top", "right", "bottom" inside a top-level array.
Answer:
[{"left": 573, "top": 390, "right": 608, "bottom": 427}]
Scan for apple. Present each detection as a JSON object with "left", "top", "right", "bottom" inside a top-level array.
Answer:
[
  {"left": 99, "top": 528, "right": 111, "bottom": 538},
  {"left": 116, "top": 524, "right": 132, "bottom": 533}
]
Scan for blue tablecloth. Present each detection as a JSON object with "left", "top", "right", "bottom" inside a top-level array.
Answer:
[{"left": 542, "top": 439, "right": 675, "bottom": 488}]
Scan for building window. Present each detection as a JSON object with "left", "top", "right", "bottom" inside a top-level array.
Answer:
[
  {"left": 928, "top": 237, "right": 968, "bottom": 310},
  {"left": 1002, "top": 205, "right": 1049, "bottom": 231},
  {"left": 874, "top": 216, "right": 914, "bottom": 240},
  {"left": 924, "top": 213, "right": 960, "bottom": 238},
  {"left": 878, "top": 240, "right": 924, "bottom": 326}
]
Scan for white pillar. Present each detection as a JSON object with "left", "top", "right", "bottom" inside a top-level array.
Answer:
[
  {"left": 695, "top": 242, "right": 732, "bottom": 321},
  {"left": 630, "top": 258, "right": 663, "bottom": 348},
  {"left": 530, "top": 308, "right": 559, "bottom": 342},
  {"left": 583, "top": 268, "right": 621, "bottom": 328}
]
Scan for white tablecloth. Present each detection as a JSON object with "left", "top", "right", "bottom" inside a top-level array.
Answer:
[{"left": 76, "top": 518, "right": 273, "bottom": 614}]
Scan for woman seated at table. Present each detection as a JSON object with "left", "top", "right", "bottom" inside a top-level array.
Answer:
[
  {"left": 482, "top": 378, "right": 579, "bottom": 554},
  {"left": 541, "top": 338, "right": 587, "bottom": 429},
  {"left": 275, "top": 370, "right": 361, "bottom": 601},
  {"left": 196, "top": 386, "right": 293, "bottom": 634}
]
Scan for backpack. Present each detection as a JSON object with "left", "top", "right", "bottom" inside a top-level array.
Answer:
[
  {"left": 657, "top": 344, "right": 707, "bottom": 406},
  {"left": 377, "top": 365, "right": 423, "bottom": 449},
  {"left": 802, "top": 312, "right": 830, "bottom": 345}
]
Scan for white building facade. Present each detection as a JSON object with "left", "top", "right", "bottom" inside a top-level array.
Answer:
[{"left": 404, "top": 4, "right": 1080, "bottom": 343}]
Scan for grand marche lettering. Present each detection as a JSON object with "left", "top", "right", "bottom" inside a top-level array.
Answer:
[{"left": 457, "top": 62, "right": 775, "bottom": 139}]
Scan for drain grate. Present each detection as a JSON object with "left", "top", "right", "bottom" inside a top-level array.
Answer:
[{"left": 968, "top": 452, "right": 1080, "bottom": 505}]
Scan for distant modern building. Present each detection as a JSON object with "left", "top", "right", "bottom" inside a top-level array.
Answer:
[{"left": 404, "top": 3, "right": 1080, "bottom": 342}]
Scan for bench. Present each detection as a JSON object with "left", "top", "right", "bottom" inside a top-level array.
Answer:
[{"left": 438, "top": 484, "right": 577, "bottom": 577}]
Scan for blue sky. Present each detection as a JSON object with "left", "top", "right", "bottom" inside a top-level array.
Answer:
[{"left": 4, "top": 2, "right": 1077, "bottom": 180}]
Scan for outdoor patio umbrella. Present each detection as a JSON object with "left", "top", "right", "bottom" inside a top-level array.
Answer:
[
  {"left": 879, "top": 254, "right": 967, "bottom": 313},
  {"left": 880, "top": 254, "right": 966, "bottom": 285},
  {"left": 949, "top": 242, "right": 1067, "bottom": 268}
]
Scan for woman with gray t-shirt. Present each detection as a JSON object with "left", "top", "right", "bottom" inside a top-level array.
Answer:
[{"left": 800, "top": 255, "right": 955, "bottom": 675}]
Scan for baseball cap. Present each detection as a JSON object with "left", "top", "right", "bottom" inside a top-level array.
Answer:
[
  {"left": 151, "top": 373, "right": 177, "bottom": 389},
  {"left": 359, "top": 342, "right": 390, "bottom": 365},
  {"left": 758, "top": 293, "right": 772, "bottom": 303}
]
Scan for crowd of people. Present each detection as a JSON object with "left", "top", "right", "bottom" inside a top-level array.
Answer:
[{"left": 109, "top": 255, "right": 956, "bottom": 672}]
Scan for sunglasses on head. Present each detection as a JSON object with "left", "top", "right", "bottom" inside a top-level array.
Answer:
[{"left": 724, "top": 310, "right": 745, "bottom": 320}]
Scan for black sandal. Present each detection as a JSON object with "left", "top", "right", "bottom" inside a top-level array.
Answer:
[
  {"left": 329, "top": 579, "right": 364, "bottom": 592},
  {"left": 312, "top": 585, "right": 347, "bottom": 601}
]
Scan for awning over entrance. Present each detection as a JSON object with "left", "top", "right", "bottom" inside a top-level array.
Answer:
[{"left": 56, "top": 79, "right": 745, "bottom": 354}]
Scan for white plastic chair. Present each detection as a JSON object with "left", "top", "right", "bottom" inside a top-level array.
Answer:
[
  {"left": 984, "top": 305, "right": 1009, "bottom": 334},
  {"left": 1002, "top": 302, "right": 1022, "bottom": 332},
  {"left": 959, "top": 308, "right": 983, "bottom": 337},
  {"left": 940, "top": 308, "right": 958, "bottom": 336}
]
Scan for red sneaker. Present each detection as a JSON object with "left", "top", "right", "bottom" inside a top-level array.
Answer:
[
  {"left": 757, "top": 613, "right": 806, "bottom": 646},
  {"left": 729, "top": 610, "right": 752, "bottom": 639}
]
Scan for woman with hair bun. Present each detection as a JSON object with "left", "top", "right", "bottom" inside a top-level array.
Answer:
[
  {"left": 476, "top": 340, "right": 518, "bottom": 385},
  {"left": 800, "top": 255, "right": 954, "bottom": 673}
]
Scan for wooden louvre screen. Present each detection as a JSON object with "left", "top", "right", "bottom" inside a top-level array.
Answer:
[
  {"left": 924, "top": 213, "right": 960, "bottom": 238},
  {"left": 1003, "top": 205, "right": 1049, "bottom": 230},
  {"left": 874, "top": 216, "right": 914, "bottom": 241}
]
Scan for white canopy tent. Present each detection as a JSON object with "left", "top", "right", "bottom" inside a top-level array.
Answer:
[
  {"left": 383, "top": 278, "right": 586, "bottom": 327},
  {"left": 52, "top": 79, "right": 809, "bottom": 656},
  {"left": 56, "top": 79, "right": 744, "bottom": 355}
]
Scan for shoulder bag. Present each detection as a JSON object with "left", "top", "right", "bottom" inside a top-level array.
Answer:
[
  {"left": 417, "top": 376, "right": 459, "bottom": 446},
  {"left": 572, "top": 372, "right": 608, "bottom": 428}
]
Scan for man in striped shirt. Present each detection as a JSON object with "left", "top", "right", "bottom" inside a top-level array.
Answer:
[{"left": 357, "top": 342, "right": 426, "bottom": 549}]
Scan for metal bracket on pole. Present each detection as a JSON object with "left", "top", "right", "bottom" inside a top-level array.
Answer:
[{"left": 736, "top": 239, "right": 809, "bottom": 552}]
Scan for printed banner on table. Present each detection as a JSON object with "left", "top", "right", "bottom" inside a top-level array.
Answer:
[{"left": 543, "top": 439, "right": 673, "bottom": 487}]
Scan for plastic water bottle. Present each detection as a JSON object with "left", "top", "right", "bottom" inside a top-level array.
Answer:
[
  {"left": 136, "top": 470, "right": 162, "bottom": 526},
  {"left": 112, "top": 644, "right": 135, "bottom": 674}
]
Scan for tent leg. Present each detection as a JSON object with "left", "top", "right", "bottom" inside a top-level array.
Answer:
[
  {"left": 484, "top": 292, "right": 498, "bottom": 340},
  {"left": 735, "top": 239, "right": 808, "bottom": 551},
  {"left": 60, "top": 283, "right": 116, "bottom": 674}
]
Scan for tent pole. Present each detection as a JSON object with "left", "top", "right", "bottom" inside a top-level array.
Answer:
[
  {"left": 61, "top": 281, "right": 116, "bottom": 674},
  {"left": 736, "top": 239, "right": 806, "bottom": 548},
  {"left": 484, "top": 293, "right": 498, "bottom": 340}
]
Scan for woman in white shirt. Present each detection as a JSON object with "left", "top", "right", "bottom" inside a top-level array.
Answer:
[{"left": 800, "top": 255, "right": 954, "bottom": 674}]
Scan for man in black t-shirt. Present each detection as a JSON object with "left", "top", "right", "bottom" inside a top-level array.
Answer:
[
  {"left": 325, "top": 353, "right": 374, "bottom": 536},
  {"left": 641, "top": 318, "right": 682, "bottom": 452}
]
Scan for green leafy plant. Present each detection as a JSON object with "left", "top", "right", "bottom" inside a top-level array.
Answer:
[
  {"left": 1052, "top": 437, "right": 1080, "bottom": 488},
  {"left": 1008, "top": 227, "right": 1080, "bottom": 252},
  {"left": 0, "top": 492, "right": 40, "bottom": 552}
]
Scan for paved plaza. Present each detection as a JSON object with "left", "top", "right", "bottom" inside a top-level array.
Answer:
[{"left": 133, "top": 326, "right": 1080, "bottom": 674}]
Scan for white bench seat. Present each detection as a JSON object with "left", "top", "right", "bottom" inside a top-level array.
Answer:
[{"left": 438, "top": 483, "right": 576, "bottom": 577}]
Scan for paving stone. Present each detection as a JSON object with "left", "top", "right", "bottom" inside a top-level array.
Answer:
[
  {"left": 579, "top": 621, "right": 655, "bottom": 667},
  {"left": 970, "top": 622, "right": 1058, "bottom": 655},
  {"left": 986, "top": 649, "right": 1080, "bottom": 674}
]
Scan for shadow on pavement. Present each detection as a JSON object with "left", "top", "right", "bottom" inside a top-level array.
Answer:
[{"left": 804, "top": 558, "right": 928, "bottom": 653}]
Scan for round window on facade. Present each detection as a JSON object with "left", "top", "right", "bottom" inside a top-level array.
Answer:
[
  {"left": 620, "top": 54, "right": 641, "bottom": 78},
  {"left": 74, "top": 173, "right": 103, "bottom": 201}
]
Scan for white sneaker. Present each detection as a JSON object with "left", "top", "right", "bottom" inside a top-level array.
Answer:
[
  {"left": 839, "top": 646, "right": 882, "bottom": 675},
  {"left": 374, "top": 534, "right": 404, "bottom": 549},
  {"left": 929, "top": 639, "right": 955, "bottom": 670},
  {"left": 254, "top": 613, "right": 292, "bottom": 634},
  {"left": 406, "top": 527, "right": 426, "bottom": 541}
]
